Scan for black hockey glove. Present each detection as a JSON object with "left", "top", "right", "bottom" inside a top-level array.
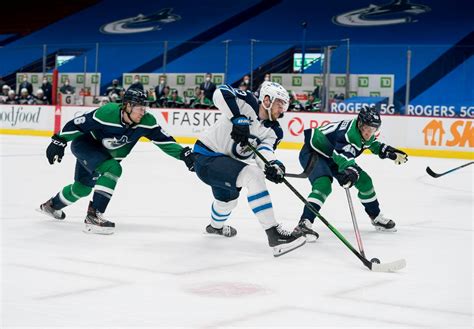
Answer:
[
  {"left": 379, "top": 144, "right": 408, "bottom": 165},
  {"left": 180, "top": 146, "right": 195, "bottom": 172},
  {"left": 230, "top": 115, "right": 250, "bottom": 146},
  {"left": 46, "top": 134, "right": 67, "bottom": 165},
  {"left": 336, "top": 165, "right": 361, "bottom": 188},
  {"left": 264, "top": 160, "right": 286, "bottom": 184}
]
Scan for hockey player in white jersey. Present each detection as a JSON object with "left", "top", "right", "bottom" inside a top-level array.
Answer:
[{"left": 193, "top": 81, "right": 309, "bottom": 257}]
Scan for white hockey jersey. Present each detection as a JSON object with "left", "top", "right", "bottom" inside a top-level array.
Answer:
[{"left": 194, "top": 84, "right": 283, "bottom": 168}]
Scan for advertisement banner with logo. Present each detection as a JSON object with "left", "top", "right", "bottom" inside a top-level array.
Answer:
[
  {"left": 281, "top": 112, "right": 473, "bottom": 154},
  {"left": 147, "top": 108, "right": 222, "bottom": 137},
  {"left": 2, "top": 106, "right": 471, "bottom": 158},
  {"left": 0, "top": 105, "right": 54, "bottom": 131}
]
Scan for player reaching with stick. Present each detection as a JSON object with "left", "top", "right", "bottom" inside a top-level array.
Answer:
[{"left": 38, "top": 89, "right": 195, "bottom": 234}]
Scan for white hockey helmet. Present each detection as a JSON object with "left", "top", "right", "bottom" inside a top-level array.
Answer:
[{"left": 258, "top": 81, "right": 289, "bottom": 120}]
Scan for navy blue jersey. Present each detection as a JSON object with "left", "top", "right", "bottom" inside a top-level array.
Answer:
[
  {"left": 305, "top": 118, "right": 382, "bottom": 171},
  {"left": 58, "top": 102, "right": 183, "bottom": 160}
]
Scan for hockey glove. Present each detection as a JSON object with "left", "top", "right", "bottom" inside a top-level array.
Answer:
[
  {"left": 337, "top": 165, "right": 361, "bottom": 188},
  {"left": 264, "top": 160, "right": 286, "bottom": 184},
  {"left": 230, "top": 115, "right": 250, "bottom": 146},
  {"left": 379, "top": 144, "right": 408, "bottom": 165},
  {"left": 46, "top": 134, "right": 67, "bottom": 165},
  {"left": 180, "top": 147, "right": 195, "bottom": 172}
]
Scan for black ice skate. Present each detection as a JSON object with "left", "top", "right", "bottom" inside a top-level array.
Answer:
[
  {"left": 37, "top": 199, "right": 66, "bottom": 220},
  {"left": 371, "top": 213, "right": 397, "bottom": 232},
  {"left": 83, "top": 202, "right": 115, "bottom": 235},
  {"left": 296, "top": 219, "right": 319, "bottom": 242},
  {"left": 205, "top": 224, "right": 237, "bottom": 237},
  {"left": 266, "top": 224, "right": 306, "bottom": 257}
]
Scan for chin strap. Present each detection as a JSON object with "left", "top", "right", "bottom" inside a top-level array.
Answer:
[{"left": 262, "top": 98, "right": 276, "bottom": 121}]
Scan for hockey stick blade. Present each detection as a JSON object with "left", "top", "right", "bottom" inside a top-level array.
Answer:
[
  {"left": 285, "top": 171, "right": 309, "bottom": 178},
  {"left": 426, "top": 161, "right": 473, "bottom": 178},
  {"left": 426, "top": 166, "right": 441, "bottom": 178},
  {"left": 285, "top": 154, "right": 318, "bottom": 178},
  {"left": 370, "top": 258, "right": 406, "bottom": 272}
]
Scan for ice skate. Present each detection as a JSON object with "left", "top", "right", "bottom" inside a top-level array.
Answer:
[
  {"left": 83, "top": 202, "right": 115, "bottom": 235},
  {"left": 266, "top": 224, "right": 306, "bottom": 257},
  {"left": 205, "top": 224, "right": 237, "bottom": 237},
  {"left": 296, "top": 219, "right": 319, "bottom": 242},
  {"left": 371, "top": 213, "right": 397, "bottom": 232},
  {"left": 37, "top": 198, "right": 66, "bottom": 220}
]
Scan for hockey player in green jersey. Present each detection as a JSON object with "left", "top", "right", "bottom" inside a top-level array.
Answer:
[
  {"left": 38, "top": 89, "right": 195, "bottom": 234},
  {"left": 296, "top": 105, "right": 408, "bottom": 239}
]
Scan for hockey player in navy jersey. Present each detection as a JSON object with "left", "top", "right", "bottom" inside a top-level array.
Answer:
[
  {"left": 192, "top": 81, "right": 307, "bottom": 257},
  {"left": 296, "top": 105, "right": 408, "bottom": 239},
  {"left": 38, "top": 89, "right": 195, "bottom": 234}
]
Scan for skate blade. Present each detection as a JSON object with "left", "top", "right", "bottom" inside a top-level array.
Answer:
[
  {"left": 35, "top": 207, "right": 65, "bottom": 220},
  {"left": 305, "top": 233, "right": 319, "bottom": 243},
  {"left": 273, "top": 236, "right": 307, "bottom": 257},
  {"left": 374, "top": 226, "right": 397, "bottom": 233},
  {"left": 83, "top": 224, "right": 114, "bottom": 235}
]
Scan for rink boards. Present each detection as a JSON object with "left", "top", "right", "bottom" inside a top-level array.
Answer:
[{"left": 0, "top": 104, "right": 472, "bottom": 159}]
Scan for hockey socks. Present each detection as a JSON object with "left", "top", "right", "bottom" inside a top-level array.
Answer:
[
  {"left": 92, "top": 159, "right": 122, "bottom": 213},
  {"left": 237, "top": 166, "right": 277, "bottom": 230}
]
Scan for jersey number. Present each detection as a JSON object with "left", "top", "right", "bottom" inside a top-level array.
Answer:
[{"left": 74, "top": 116, "right": 86, "bottom": 125}]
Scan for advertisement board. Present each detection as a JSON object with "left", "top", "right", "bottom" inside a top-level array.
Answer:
[
  {"left": 1, "top": 105, "right": 472, "bottom": 158},
  {"left": 0, "top": 105, "right": 54, "bottom": 131}
]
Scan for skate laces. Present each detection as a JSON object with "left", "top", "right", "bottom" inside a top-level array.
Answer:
[
  {"left": 89, "top": 210, "right": 109, "bottom": 224},
  {"left": 374, "top": 213, "right": 391, "bottom": 225},
  {"left": 300, "top": 219, "right": 312, "bottom": 229},
  {"left": 222, "top": 225, "right": 231, "bottom": 236},
  {"left": 276, "top": 224, "right": 292, "bottom": 236}
]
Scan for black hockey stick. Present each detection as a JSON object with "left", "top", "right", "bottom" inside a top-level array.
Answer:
[
  {"left": 285, "top": 153, "right": 317, "bottom": 178},
  {"left": 249, "top": 144, "right": 406, "bottom": 272},
  {"left": 426, "top": 161, "right": 473, "bottom": 178}
]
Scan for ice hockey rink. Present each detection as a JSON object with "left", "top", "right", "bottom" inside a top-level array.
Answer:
[{"left": 1, "top": 135, "right": 472, "bottom": 328}]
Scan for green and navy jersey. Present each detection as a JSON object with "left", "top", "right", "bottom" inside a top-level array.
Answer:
[
  {"left": 305, "top": 118, "right": 382, "bottom": 171},
  {"left": 58, "top": 102, "right": 183, "bottom": 160}
]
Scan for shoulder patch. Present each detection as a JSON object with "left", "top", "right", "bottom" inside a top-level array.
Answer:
[{"left": 93, "top": 103, "right": 122, "bottom": 127}]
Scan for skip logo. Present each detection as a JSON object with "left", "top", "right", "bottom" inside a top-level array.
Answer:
[
  {"left": 333, "top": 0, "right": 430, "bottom": 27},
  {"left": 422, "top": 120, "right": 473, "bottom": 147},
  {"left": 101, "top": 8, "right": 181, "bottom": 34},
  {"left": 102, "top": 136, "right": 130, "bottom": 149}
]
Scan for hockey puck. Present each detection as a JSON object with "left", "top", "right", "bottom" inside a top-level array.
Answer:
[{"left": 371, "top": 258, "right": 381, "bottom": 264}]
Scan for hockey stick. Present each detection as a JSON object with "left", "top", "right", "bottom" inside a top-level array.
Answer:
[
  {"left": 249, "top": 144, "right": 406, "bottom": 272},
  {"left": 285, "top": 154, "right": 317, "bottom": 178},
  {"left": 426, "top": 161, "right": 473, "bottom": 178},
  {"left": 345, "top": 188, "right": 366, "bottom": 258}
]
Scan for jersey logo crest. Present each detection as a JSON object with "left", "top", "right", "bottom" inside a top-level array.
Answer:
[
  {"left": 332, "top": 0, "right": 430, "bottom": 27},
  {"left": 100, "top": 8, "right": 181, "bottom": 34},
  {"left": 232, "top": 135, "right": 261, "bottom": 160},
  {"left": 342, "top": 144, "right": 356, "bottom": 157},
  {"left": 102, "top": 136, "right": 130, "bottom": 150}
]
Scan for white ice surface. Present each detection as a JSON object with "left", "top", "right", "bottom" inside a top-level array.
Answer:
[{"left": 1, "top": 135, "right": 473, "bottom": 328}]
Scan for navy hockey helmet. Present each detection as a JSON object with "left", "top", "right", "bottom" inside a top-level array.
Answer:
[
  {"left": 123, "top": 88, "right": 147, "bottom": 107},
  {"left": 357, "top": 105, "right": 381, "bottom": 129}
]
